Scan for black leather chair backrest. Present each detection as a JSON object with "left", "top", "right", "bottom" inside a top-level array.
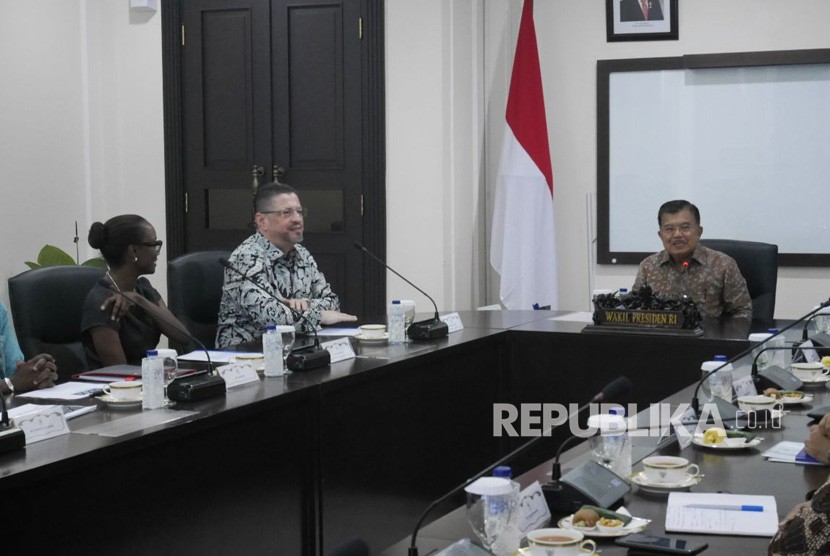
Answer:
[
  {"left": 700, "top": 239, "right": 778, "bottom": 323},
  {"left": 167, "top": 251, "right": 230, "bottom": 352},
  {"left": 8, "top": 265, "right": 105, "bottom": 380}
]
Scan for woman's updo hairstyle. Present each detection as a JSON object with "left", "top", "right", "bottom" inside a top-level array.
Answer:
[{"left": 88, "top": 214, "right": 149, "bottom": 267}]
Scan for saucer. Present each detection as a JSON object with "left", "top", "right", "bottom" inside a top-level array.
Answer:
[
  {"left": 98, "top": 394, "right": 143, "bottom": 409},
  {"left": 798, "top": 375, "right": 830, "bottom": 385},
  {"left": 779, "top": 392, "right": 813, "bottom": 405},
  {"left": 355, "top": 333, "right": 388, "bottom": 344},
  {"left": 558, "top": 514, "right": 650, "bottom": 538},
  {"left": 630, "top": 471, "right": 702, "bottom": 492},
  {"left": 691, "top": 434, "right": 764, "bottom": 450}
]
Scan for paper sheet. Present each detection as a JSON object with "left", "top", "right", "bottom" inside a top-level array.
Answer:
[
  {"left": 15, "top": 381, "right": 106, "bottom": 401},
  {"left": 548, "top": 311, "right": 594, "bottom": 323},
  {"left": 73, "top": 409, "right": 198, "bottom": 437},
  {"left": 177, "top": 350, "right": 261, "bottom": 363},
  {"left": 666, "top": 492, "right": 778, "bottom": 537}
]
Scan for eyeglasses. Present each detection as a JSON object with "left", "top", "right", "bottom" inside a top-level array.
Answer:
[
  {"left": 260, "top": 207, "right": 308, "bottom": 219},
  {"left": 139, "top": 240, "right": 164, "bottom": 253},
  {"left": 660, "top": 224, "right": 697, "bottom": 235}
]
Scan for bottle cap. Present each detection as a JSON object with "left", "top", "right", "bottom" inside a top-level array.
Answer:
[
  {"left": 146, "top": 350, "right": 158, "bottom": 356},
  {"left": 608, "top": 406, "right": 626, "bottom": 417},
  {"left": 714, "top": 355, "right": 727, "bottom": 362},
  {"left": 493, "top": 466, "right": 513, "bottom": 479},
  {"left": 768, "top": 328, "right": 780, "bottom": 334},
  {"left": 464, "top": 477, "right": 513, "bottom": 496},
  {"left": 266, "top": 323, "right": 277, "bottom": 331},
  {"left": 392, "top": 300, "right": 401, "bottom": 305}
]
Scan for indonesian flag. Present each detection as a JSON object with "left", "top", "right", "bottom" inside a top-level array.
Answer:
[{"left": 490, "top": 0, "right": 557, "bottom": 310}]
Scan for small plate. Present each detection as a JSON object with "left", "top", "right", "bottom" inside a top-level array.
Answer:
[
  {"left": 98, "top": 394, "right": 143, "bottom": 409},
  {"left": 355, "top": 333, "right": 388, "bottom": 343},
  {"left": 799, "top": 375, "right": 830, "bottom": 385},
  {"left": 557, "top": 514, "right": 650, "bottom": 538},
  {"left": 630, "top": 471, "right": 702, "bottom": 492},
  {"left": 779, "top": 392, "right": 813, "bottom": 405},
  {"left": 691, "top": 434, "right": 764, "bottom": 450}
]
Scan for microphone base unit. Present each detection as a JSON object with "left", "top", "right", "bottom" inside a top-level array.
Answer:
[
  {"left": 0, "top": 424, "right": 25, "bottom": 454},
  {"left": 754, "top": 366, "right": 804, "bottom": 391},
  {"left": 287, "top": 347, "right": 331, "bottom": 372},
  {"left": 168, "top": 373, "right": 227, "bottom": 402},
  {"left": 809, "top": 332, "right": 830, "bottom": 349},
  {"left": 541, "top": 460, "right": 630, "bottom": 515},
  {"left": 407, "top": 318, "right": 449, "bottom": 341}
]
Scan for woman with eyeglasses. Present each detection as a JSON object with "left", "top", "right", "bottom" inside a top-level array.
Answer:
[{"left": 81, "top": 214, "right": 191, "bottom": 368}]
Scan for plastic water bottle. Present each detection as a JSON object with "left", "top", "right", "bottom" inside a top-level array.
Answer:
[
  {"left": 607, "top": 407, "right": 632, "bottom": 481},
  {"left": 387, "top": 300, "right": 406, "bottom": 344},
  {"left": 587, "top": 411, "right": 630, "bottom": 481},
  {"left": 491, "top": 466, "right": 522, "bottom": 556},
  {"left": 263, "top": 323, "right": 284, "bottom": 377},
  {"left": 141, "top": 350, "right": 165, "bottom": 409},
  {"left": 766, "top": 328, "right": 789, "bottom": 369},
  {"left": 749, "top": 332, "right": 775, "bottom": 370},
  {"left": 616, "top": 288, "right": 629, "bottom": 307},
  {"left": 701, "top": 355, "right": 734, "bottom": 402}
]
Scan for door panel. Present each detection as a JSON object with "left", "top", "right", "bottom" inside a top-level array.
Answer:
[
  {"left": 180, "top": 0, "right": 366, "bottom": 315},
  {"left": 182, "top": 0, "right": 272, "bottom": 250}
]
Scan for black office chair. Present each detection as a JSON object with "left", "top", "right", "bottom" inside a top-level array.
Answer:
[
  {"left": 167, "top": 250, "right": 230, "bottom": 352},
  {"left": 700, "top": 239, "right": 778, "bottom": 323},
  {"left": 8, "top": 265, "right": 105, "bottom": 381}
]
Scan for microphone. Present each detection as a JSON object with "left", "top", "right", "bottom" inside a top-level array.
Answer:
[
  {"left": 590, "top": 376, "right": 632, "bottom": 403},
  {"left": 749, "top": 345, "right": 807, "bottom": 391},
  {"left": 353, "top": 242, "right": 448, "bottom": 341},
  {"left": 801, "top": 309, "right": 830, "bottom": 348},
  {"left": 0, "top": 387, "right": 25, "bottom": 455},
  {"left": 218, "top": 257, "right": 330, "bottom": 371},
  {"left": 406, "top": 376, "right": 631, "bottom": 556},
  {"left": 106, "top": 286, "right": 226, "bottom": 402},
  {"left": 691, "top": 299, "right": 830, "bottom": 418}
]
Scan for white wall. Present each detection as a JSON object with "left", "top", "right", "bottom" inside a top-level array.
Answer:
[
  {"left": 2, "top": 0, "right": 828, "bottom": 328},
  {"left": 387, "top": 0, "right": 830, "bottom": 319},
  {"left": 0, "top": 0, "right": 166, "bottom": 314}
]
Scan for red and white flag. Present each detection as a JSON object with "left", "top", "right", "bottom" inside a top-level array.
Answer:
[{"left": 490, "top": 0, "right": 557, "bottom": 310}]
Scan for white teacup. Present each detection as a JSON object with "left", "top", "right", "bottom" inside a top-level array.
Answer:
[
  {"left": 358, "top": 324, "right": 386, "bottom": 339},
  {"left": 527, "top": 528, "right": 597, "bottom": 556},
  {"left": 791, "top": 362, "right": 830, "bottom": 381},
  {"left": 642, "top": 456, "right": 699, "bottom": 484},
  {"left": 737, "top": 395, "right": 778, "bottom": 412},
  {"left": 103, "top": 380, "right": 143, "bottom": 401}
]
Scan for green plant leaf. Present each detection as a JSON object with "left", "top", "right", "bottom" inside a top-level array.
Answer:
[
  {"left": 82, "top": 257, "right": 107, "bottom": 268},
  {"left": 36, "top": 245, "right": 76, "bottom": 267},
  {"left": 24, "top": 261, "right": 40, "bottom": 270}
]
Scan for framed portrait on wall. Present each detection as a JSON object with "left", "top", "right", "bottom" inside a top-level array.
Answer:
[{"left": 606, "top": 0, "right": 678, "bottom": 42}]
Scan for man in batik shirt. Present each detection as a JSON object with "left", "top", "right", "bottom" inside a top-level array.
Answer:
[
  {"left": 216, "top": 183, "right": 356, "bottom": 348},
  {"left": 632, "top": 200, "right": 752, "bottom": 319}
]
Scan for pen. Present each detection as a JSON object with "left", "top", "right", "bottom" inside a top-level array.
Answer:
[{"left": 685, "top": 504, "right": 763, "bottom": 512}]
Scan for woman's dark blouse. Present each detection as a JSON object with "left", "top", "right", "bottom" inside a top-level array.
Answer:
[{"left": 81, "top": 277, "right": 162, "bottom": 369}]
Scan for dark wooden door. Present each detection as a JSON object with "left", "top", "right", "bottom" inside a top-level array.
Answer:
[{"left": 178, "top": 0, "right": 372, "bottom": 316}]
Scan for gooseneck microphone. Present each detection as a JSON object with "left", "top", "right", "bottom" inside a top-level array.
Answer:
[
  {"left": 406, "top": 376, "right": 632, "bottom": 556},
  {"left": 691, "top": 298, "right": 830, "bottom": 417},
  {"left": 218, "top": 257, "right": 330, "bottom": 371},
  {"left": 353, "top": 242, "right": 448, "bottom": 341}
]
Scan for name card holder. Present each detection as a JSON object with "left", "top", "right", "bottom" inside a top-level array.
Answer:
[
  {"left": 15, "top": 405, "right": 70, "bottom": 444},
  {"left": 440, "top": 312, "right": 464, "bottom": 334},
  {"left": 218, "top": 362, "right": 261, "bottom": 389},
  {"left": 321, "top": 337, "right": 356, "bottom": 363}
]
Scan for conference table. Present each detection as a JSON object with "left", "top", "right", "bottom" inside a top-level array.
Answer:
[{"left": 0, "top": 310, "right": 803, "bottom": 554}]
